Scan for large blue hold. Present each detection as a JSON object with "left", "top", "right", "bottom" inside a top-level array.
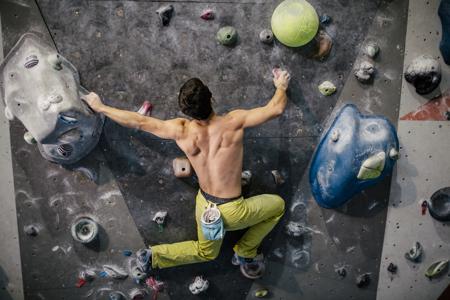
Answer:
[{"left": 309, "top": 104, "right": 399, "bottom": 208}]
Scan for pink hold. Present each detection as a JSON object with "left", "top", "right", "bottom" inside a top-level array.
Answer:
[
  {"left": 200, "top": 9, "right": 214, "bottom": 20},
  {"left": 137, "top": 100, "right": 153, "bottom": 116}
]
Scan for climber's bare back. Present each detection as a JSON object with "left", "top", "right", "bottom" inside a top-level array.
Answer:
[{"left": 176, "top": 113, "right": 244, "bottom": 199}]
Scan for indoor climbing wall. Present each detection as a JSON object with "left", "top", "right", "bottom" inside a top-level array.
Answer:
[
  {"left": 377, "top": 0, "right": 450, "bottom": 299},
  {"left": 0, "top": 0, "right": 414, "bottom": 299}
]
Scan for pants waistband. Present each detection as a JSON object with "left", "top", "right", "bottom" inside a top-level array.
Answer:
[{"left": 200, "top": 189, "right": 241, "bottom": 205}]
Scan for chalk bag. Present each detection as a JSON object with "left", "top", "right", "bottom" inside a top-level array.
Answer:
[{"left": 201, "top": 203, "right": 225, "bottom": 241}]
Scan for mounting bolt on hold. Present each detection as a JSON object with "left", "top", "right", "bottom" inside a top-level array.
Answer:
[
  {"left": 71, "top": 216, "right": 98, "bottom": 244},
  {"left": 173, "top": 157, "right": 192, "bottom": 178}
]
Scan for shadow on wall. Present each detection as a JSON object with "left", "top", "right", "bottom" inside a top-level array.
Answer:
[{"left": 0, "top": 265, "right": 13, "bottom": 300}]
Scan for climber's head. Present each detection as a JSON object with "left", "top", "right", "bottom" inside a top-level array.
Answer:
[{"left": 178, "top": 78, "right": 213, "bottom": 120}]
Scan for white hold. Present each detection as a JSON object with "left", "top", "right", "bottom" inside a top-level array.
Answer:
[
  {"left": 365, "top": 42, "right": 380, "bottom": 58},
  {"left": 354, "top": 61, "right": 375, "bottom": 83},
  {"left": 330, "top": 130, "right": 340, "bottom": 142},
  {"left": 23, "top": 131, "right": 36, "bottom": 144},
  {"left": 285, "top": 221, "right": 308, "bottom": 237},
  {"left": 241, "top": 170, "right": 252, "bottom": 186},
  {"left": 389, "top": 148, "right": 399, "bottom": 160},
  {"left": 152, "top": 211, "right": 168, "bottom": 225},
  {"left": 4, "top": 106, "right": 14, "bottom": 120},
  {"left": 357, "top": 152, "right": 386, "bottom": 180},
  {"left": 189, "top": 276, "right": 209, "bottom": 295}
]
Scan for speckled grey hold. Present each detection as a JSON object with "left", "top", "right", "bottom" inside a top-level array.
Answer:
[
  {"left": 259, "top": 29, "right": 274, "bottom": 44},
  {"left": 365, "top": 42, "right": 380, "bottom": 58},
  {"left": 404, "top": 55, "right": 441, "bottom": 95},
  {"left": 354, "top": 61, "right": 375, "bottom": 83}
]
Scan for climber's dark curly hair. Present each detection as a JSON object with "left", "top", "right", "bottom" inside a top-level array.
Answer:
[{"left": 178, "top": 78, "right": 212, "bottom": 120}]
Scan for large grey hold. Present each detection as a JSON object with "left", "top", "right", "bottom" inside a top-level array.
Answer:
[
  {"left": 428, "top": 187, "right": 450, "bottom": 222},
  {"left": 0, "top": 33, "right": 104, "bottom": 164},
  {"left": 404, "top": 55, "right": 441, "bottom": 95},
  {"left": 354, "top": 61, "right": 375, "bottom": 83}
]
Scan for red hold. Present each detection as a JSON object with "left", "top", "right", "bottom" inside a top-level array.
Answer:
[
  {"left": 421, "top": 200, "right": 428, "bottom": 215},
  {"left": 400, "top": 90, "right": 450, "bottom": 121},
  {"left": 75, "top": 278, "right": 86, "bottom": 288},
  {"left": 137, "top": 101, "right": 153, "bottom": 116},
  {"left": 200, "top": 9, "right": 214, "bottom": 20}
]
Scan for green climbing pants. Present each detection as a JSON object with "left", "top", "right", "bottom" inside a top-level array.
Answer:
[{"left": 151, "top": 190, "right": 285, "bottom": 269}]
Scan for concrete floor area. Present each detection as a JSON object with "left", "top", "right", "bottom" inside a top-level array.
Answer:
[{"left": 0, "top": 0, "right": 449, "bottom": 299}]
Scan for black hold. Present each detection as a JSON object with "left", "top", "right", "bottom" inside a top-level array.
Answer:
[
  {"left": 387, "top": 263, "right": 397, "bottom": 274},
  {"left": 156, "top": 5, "right": 174, "bottom": 26},
  {"left": 405, "top": 241, "right": 423, "bottom": 262},
  {"left": 428, "top": 187, "right": 450, "bottom": 222},
  {"left": 24, "top": 225, "right": 38, "bottom": 236},
  {"left": 259, "top": 29, "right": 274, "bottom": 44},
  {"left": 356, "top": 273, "right": 370, "bottom": 288},
  {"left": 438, "top": 0, "right": 450, "bottom": 65},
  {"left": 319, "top": 14, "right": 332, "bottom": 25},
  {"left": 336, "top": 266, "right": 347, "bottom": 278},
  {"left": 404, "top": 55, "right": 441, "bottom": 95}
]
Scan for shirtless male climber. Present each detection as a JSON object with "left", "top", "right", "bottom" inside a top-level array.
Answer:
[{"left": 82, "top": 69, "right": 290, "bottom": 279}]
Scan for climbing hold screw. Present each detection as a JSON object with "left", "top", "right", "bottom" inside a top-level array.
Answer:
[
  {"left": 259, "top": 29, "right": 274, "bottom": 44},
  {"left": 217, "top": 26, "right": 238, "bottom": 46},
  {"left": 24, "top": 55, "right": 39, "bottom": 69},
  {"left": 405, "top": 241, "right": 423, "bottom": 262}
]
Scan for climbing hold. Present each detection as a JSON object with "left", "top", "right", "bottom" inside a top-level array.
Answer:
[
  {"left": 319, "top": 14, "right": 331, "bottom": 25},
  {"left": 318, "top": 81, "right": 336, "bottom": 96},
  {"left": 271, "top": 170, "right": 285, "bottom": 185},
  {"left": 71, "top": 216, "right": 98, "bottom": 244},
  {"left": 313, "top": 30, "right": 333, "bottom": 60},
  {"left": 255, "top": 288, "right": 269, "bottom": 298},
  {"left": 285, "top": 221, "right": 307, "bottom": 237},
  {"left": 404, "top": 55, "right": 441, "bottom": 95},
  {"left": 241, "top": 170, "right": 252, "bottom": 186},
  {"left": 400, "top": 90, "right": 450, "bottom": 121},
  {"left": 200, "top": 9, "right": 214, "bottom": 20},
  {"left": 156, "top": 5, "right": 174, "bottom": 26},
  {"left": 425, "top": 260, "right": 448, "bottom": 279},
  {"left": 131, "top": 264, "right": 147, "bottom": 281},
  {"left": 356, "top": 273, "right": 370, "bottom": 288},
  {"left": 387, "top": 262, "right": 397, "bottom": 274},
  {"left": 153, "top": 211, "right": 168, "bottom": 226},
  {"left": 146, "top": 277, "right": 165, "bottom": 298},
  {"left": 428, "top": 187, "right": 450, "bottom": 222},
  {"left": 137, "top": 100, "right": 153, "bottom": 116},
  {"left": 47, "top": 53, "right": 62, "bottom": 70},
  {"left": 259, "top": 29, "right": 274, "bottom": 44},
  {"left": 23, "top": 131, "right": 36, "bottom": 144},
  {"left": 79, "top": 269, "right": 96, "bottom": 282},
  {"left": 271, "top": 0, "right": 319, "bottom": 47},
  {"left": 336, "top": 266, "right": 347, "bottom": 278},
  {"left": 438, "top": 0, "right": 450, "bottom": 64},
  {"left": 129, "top": 288, "right": 146, "bottom": 300},
  {"left": 421, "top": 200, "right": 428, "bottom": 215},
  {"left": 109, "top": 292, "right": 125, "bottom": 300},
  {"left": 354, "top": 61, "right": 375, "bottom": 83},
  {"left": 389, "top": 148, "right": 399, "bottom": 160},
  {"left": 102, "top": 265, "right": 128, "bottom": 279},
  {"left": 405, "top": 241, "right": 423, "bottom": 262},
  {"left": 173, "top": 157, "right": 192, "bottom": 178},
  {"left": 24, "top": 54, "right": 39, "bottom": 69},
  {"left": 4, "top": 106, "right": 14, "bottom": 121},
  {"left": 189, "top": 276, "right": 209, "bottom": 295},
  {"left": 75, "top": 278, "right": 86, "bottom": 288},
  {"left": 309, "top": 104, "right": 399, "bottom": 208},
  {"left": 216, "top": 26, "right": 238, "bottom": 46},
  {"left": 365, "top": 42, "right": 380, "bottom": 59},
  {"left": 24, "top": 225, "right": 39, "bottom": 236},
  {"left": 123, "top": 250, "right": 133, "bottom": 257},
  {"left": 356, "top": 152, "right": 386, "bottom": 180}
]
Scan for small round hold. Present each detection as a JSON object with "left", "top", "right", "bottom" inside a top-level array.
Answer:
[
  {"left": 23, "top": 131, "right": 37, "bottom": 144},
  {"left": 389, "top": 148, "right": 399, "bottom": 160},
  {"left": 48, "top": 53, "right": 62, "bottom": 70},
  {"left": 4, "top": 106, "right": 14, "bottom": 121},
  {"left": 259, "top": 29, "right": 274, "bottom": 44},
  {"left": 331, "top": 130, "right": 340, "bottom": 142},
  {"left": 217, "top": 26, "right": 238, "bottom": 46},
  {"left": 365, "top": 42, "right": 380, "bottom": 58},
  {"left": 24, "top": 225, "right": 39, "bottom": 236}
]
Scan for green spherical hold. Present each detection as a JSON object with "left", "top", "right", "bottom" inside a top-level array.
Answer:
[
  {"left": 271, "top": 0, "right": 319, "bottom": 47},
  {"left": 217, "top": 26, "right": 238, "bottom": 46}
]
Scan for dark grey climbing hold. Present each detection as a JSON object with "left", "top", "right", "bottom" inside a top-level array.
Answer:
[
  {"left": 319, "top": 14, "right": 331, "bottom": 25},
  {"left": 387, "top": 262, "right": 397, "bottom": 274},
  {"left": 217, "top": 26, "right": 238, "bottom": 46},
  {"left": 428, "top": 187, "right": 450, "bottom": 222},
  {"left": 405, "top": 241, "right": 423, "bottom": 262},
  {"left": 71, "top": 216, "right": 98, "bottom": 244},
  {"left": 259, "top": 29, "right": 274, "bottom": 44},
  {"left": 24, "top": 225, "right": 38, "bottom": 236},
  {"left": 156, "top": 5, "right": 174, "bottom": 26},
  {"left": 356, "top": 273, "right": 370, "bottom": 288},
  {"left": 109, "top": 292, "right": 125, "bottom": 300},
  {"left": 404, "top": 55, "right": 441, "bottom": 95},
  {"left": 354, "top": 61, "right": 375, "bottom": 83},
  {"left": 336, "top": 266, "right": 347, "bottom": 278}
]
